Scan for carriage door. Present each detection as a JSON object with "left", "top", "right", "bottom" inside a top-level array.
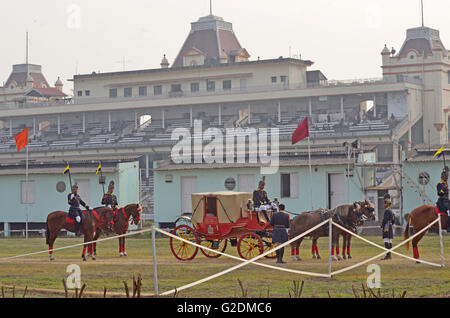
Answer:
[
  {"left": 181, "top": 176, "right": 197, "bottom": 215},
  {"left": 74, "top": 179, "right": 90, "bottom": 210},
  {"left": 328, "top": 173, "right": 345, "bottom": 209}
]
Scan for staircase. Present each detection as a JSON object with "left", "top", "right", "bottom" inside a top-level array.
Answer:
[{"left": 393, "top": 166, "right": 432, "bottom": 204}]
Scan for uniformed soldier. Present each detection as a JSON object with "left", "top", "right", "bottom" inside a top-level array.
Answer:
[
  {"left": 253, "top": 177, "right": 272, "bottom": 221},
  {"left": 381, "top": 197, "right": 395, "bottom": 260},
  {"left": 270, "top": 204, "right": 290, "bottom": 264},
  {"left": 102, "top": 181, "right": 119, "bottom": 210},
  {"left": 436, "top": 168, "right": 450, "bottom": 232},
  {"left": 68, "top": 183, "right": 90, "bottom": 236}
]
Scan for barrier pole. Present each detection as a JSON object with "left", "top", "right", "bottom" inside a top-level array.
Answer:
[
  {"left": 152, "top": 227, "right": 159, "bottom": 295},
  {"left": 328, "top": 217, "right": 332, "bottom": 277},
  {"left": 438, "top": 216, "right": 445, "bottom": 268}
]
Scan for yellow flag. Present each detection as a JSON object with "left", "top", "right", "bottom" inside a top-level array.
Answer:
[
  {"left": 96, "top": 164, "right": 102, "bottom": 175},
  {"left": 62, "top": 165, "right": 70, "bottom": 175},
  {"left": 434, "top": 147, "right": 445, "bottom": 159}
]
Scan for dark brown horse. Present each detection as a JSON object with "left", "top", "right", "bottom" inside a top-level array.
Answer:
[
  {"left": 45, "top": 207, "right": 115, "bottom": 261},
  {"left": 311, "top": 200, "right": 375, "bottom": 260},
  {"left": 404, "top": 205, "right": 448, "bottom": 260},
  {"left": 92, "top": 204, "right": 143, "bottom": 257}
]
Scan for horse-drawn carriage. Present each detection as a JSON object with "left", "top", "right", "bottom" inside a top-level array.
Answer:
[{"left": 170, "top": 191, "right": 277, "bottom": 261}]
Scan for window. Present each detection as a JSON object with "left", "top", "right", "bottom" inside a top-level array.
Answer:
[
  {"left": 207, "top": 80, "right": 215, "bottom": 92},
  {"left": 191, "top": 82, "right": 200, "bottom": 92},
  {"left": 271, "top": 76, "right": 277, "bottom": 83},
  {"left": 448, "top": 71, "right": 450, "bottom": 84},
  {"left": 77, "top": 91, "right": 83, "bottom": 97},
  {"left": 205, "top": 197, "right": 217, "bottom": 217},
  {"left": 124, "top": 87, "right": 132, "bottom": 97},
  {"left": 85, "top": 90, "right": 90, "bottom": 97},
  {"left": 171, "top": 84, "right": 182, "bottom": 92},
  {"left": 139, "top": 86, "right": 147, "bottom": 96},
  {"left": 280, "top": 173, "right": 298, "bottom": 198},
  {"left": 21, "top": 180, "right": 35, "bottom": 204},
  {"left": 109, "top": 88, "right": 117, "bottom": 98},
  {"left": 154, "top": 85, "right": 162, "bottom": 95},
  {"left": 280, "top": 76, "right": 288, "bottom": 83},
  {"left": 223, "top": 80, "right": 232, "bottom": 90}
]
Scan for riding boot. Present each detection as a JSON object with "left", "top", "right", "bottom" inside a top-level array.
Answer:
[
  {"left": 447, "top": 215, "right": 450, "bottom": 232},
  {"left": 75, "top": 222, "right": 81, "bottom": 237},
  {"left": 279, "top": 247, "right": 286, "bottom": 264},
  {"left": 387, "top": 243, "right": 392, "bottom": 259},
  {"left": 275, "top": 250, "right": 280, "bottom": 263},
  {"left": 381, "top": 242, "right": 390, "bottom": 260}
]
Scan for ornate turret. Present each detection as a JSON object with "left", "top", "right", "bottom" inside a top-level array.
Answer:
[
  {"left": 160, "top": 54, "right": 170, "bottom": 68},
  {"left": 55, "top": 76, "right": 63, "bottom": 91}
]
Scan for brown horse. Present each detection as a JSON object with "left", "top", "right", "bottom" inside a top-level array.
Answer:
[
  {"left": 45, "top": 207, "right": 115, "bottom": 261},
  {"left": 92, "top": 204, "right": 143, "bottom": 257},
  {"left": 311, "top": 200, "right": 375, "bottom": 260},
  {"left": 404, "top": 205, "right": 448, "bottom": 260}
]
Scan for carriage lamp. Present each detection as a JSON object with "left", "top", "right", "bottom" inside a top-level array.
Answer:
[{"left": 165, "top": 175, "right": 173, "bottom": 183}]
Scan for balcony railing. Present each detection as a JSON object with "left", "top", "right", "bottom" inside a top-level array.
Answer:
[{"left": 0, "top": 75, "right": 422, "bottom": 110}]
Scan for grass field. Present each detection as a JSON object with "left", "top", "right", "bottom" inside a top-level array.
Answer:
[{"left": 0, "top": 232, "right": 449, "bottom": 298}]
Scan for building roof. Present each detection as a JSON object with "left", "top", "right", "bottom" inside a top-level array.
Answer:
[
  {"left": 4, "top": 64, "right": 50, "bottom": 88},
  {"left": 25, "top": 87, "right": 67, "bottom": 98},
  {"left": 397, "top": 27, "right": 448, "bottom": 57},
  {"left": 72, "top": 57, "right": 313, "bottom": 81},
  {"left": 172, "top": 15, "right": 245, "bottom": 68}
]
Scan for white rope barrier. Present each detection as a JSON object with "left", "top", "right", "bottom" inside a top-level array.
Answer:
[
  {"left": 331, "top": 219, "right": 442, "bottom": 268},
  {"left": 154, "top": 227, "right": 329, "bottom": 278},
  {"left": 160, "top": 219, "right": 332, "bottom": 296},
  {"left": 0, "top": 227, "right": 154, "bottom": 262},
  {"left": 330, "top": 218, "right": 442, "bottom": 276}
]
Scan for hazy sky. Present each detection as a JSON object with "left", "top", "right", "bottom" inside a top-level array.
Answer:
[{"left": 1, "top": 0, "right": 449, "bottom": 95}]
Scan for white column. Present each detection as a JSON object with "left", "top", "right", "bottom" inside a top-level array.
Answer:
[
  {"left": 135, "top": 111, "right": 138, "bottom": 130},
  {"left": 340, "top": 97, "right": 344, "bottom": 120},
  {"left": 373, "top": 94, "right": 377, "bottom": 118},
  {"left": 278, "top": 101, "right": 281, "bottom": 123},
  {"left": 309, "top": 98, "right": 312, "bottom": 116},
  {"left": 145, "top": 154, "right": 149, "bottom": 179},
  {"left": 33, "top": 117, "right": 36, "bottom": 137},
  {"left": 218, "top": 104, "right": 222, "bottom": 126},
  {"left": 82, "top": 113, "right": 86, "bottom": 133},
  {"left": 162, "top": 109, "right": 165, "bottom": 129},
  {"left": 9, "top": 119, "right": 12, "bottom": 137},
  {"left": 108, "top": 112, "right": 112, "bottom": 132},
  {"left": 57, "top": 115, "right": 61, "bottom": 135},
  {"left": 190, "top": 107, "right": 193, "bottom": 127},
  {"left": 248, "top": 104, "right": 251, "bottom": 124}
]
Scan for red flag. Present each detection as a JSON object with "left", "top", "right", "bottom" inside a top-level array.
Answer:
[
  {"left": 14, "top": 127, "right": 28, "bottom": 152},
  {"left": 292, "top": 118, "right": 309, "bottom": 145}
]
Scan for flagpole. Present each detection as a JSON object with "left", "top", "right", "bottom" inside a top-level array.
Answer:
[
  {"left": 308, "top": 135, "right": 314, "bottom": 211},
  {"left": 25, "top": 142, "right": 29, "bottom": 239}
]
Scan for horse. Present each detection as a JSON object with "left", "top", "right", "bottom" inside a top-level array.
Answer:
[
  {"left": 404, "top": 205, "right": 448, "bottom": 260},
  {"left": 45, "top": 207, "right": 115, "bottom": 261},
  {"left": 92, "top": 204, "right": 143, "bottom": 257},
  {"left": 311, "top": 200, "right": 376, "bottom": 260}
]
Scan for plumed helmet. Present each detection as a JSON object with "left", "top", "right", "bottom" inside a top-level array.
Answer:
[
  {"left": 258, "top": 176, "right": 266, "bottom": 188},
  {"left": 442, "top": 170, "right": 448, "bottom": 179},
  {"left": 72, "top": 183, "right": 78, "bottom": 189},
  {"left": 108, "top": 180, "right": 115, "bottom": 189}
]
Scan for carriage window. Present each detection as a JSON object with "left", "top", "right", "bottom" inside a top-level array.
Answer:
[{"left": 205, "top": 197, "right": 217, "bottom": 217}]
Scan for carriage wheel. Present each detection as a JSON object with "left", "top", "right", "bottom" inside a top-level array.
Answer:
[
  {"left": 200, "top": 239, "right": 228, "bottom": 258},
  {"left": 263, "top": 237, "right": 277, "bottom": 259},
  {"left": 237, "top": 233, "right": 264, "bottom": 260},
  {"left": 170, "top": 225, "right": 199, "bottom": 261}
]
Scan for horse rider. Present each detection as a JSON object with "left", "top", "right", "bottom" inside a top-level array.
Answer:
[
  {"left": 253, "top": 177, "right": 272, "bottom": 221},
  {"left": 270, "top": 204, "right": 290, "bottom": 264},
  {"left": 436, "top": 168, "right": 450, "bottom": 232},
  {"left": 102, "top": 181, "right": 119, "bottom": 210},
  {"left": 381, "top": 196, "right": 395, "bottom": 260},
  {"left": 68, "top": 183, "right": 90, "bottom": 236}
]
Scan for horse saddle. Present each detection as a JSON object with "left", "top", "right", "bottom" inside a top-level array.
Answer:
[{"left": 66, "top": 210, "right": 87, "bottom": 224}]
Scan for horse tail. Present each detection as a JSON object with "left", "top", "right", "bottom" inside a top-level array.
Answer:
[
  {"left": 404, "top": 213, "right": 412, "bottom": 251},
  {"left": 45, "top": 217, "right": 50, "bottom": 246}
]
